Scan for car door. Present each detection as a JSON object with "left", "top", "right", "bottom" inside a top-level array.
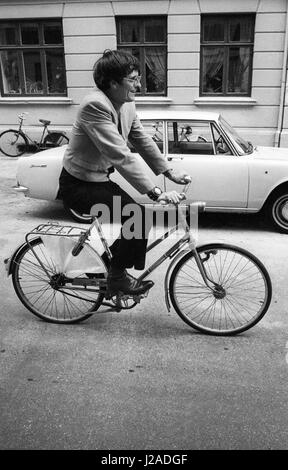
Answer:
[{"left": 164, "top": 120, "right": 249, "bottom": 208}]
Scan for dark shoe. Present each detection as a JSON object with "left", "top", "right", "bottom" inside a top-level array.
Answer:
[{"left": 107, "top": 270, "right": 154, "bottom": 296}]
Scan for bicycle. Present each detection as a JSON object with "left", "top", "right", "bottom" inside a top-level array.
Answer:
[
  {"left": 0, "top": 112, "right": 69, "bottom": 157},
  {"left": 5, "top": 186, "right": 272, "bottom": 336}
]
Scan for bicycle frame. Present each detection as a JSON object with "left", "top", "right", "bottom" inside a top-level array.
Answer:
[
  {"left": 86, "top": 195, "right": 218, "bottom": 294},
  {"left": 34, "top": 124, "right": 48, "bottom": 147},
  {"left": 9, "top": 113, "right": 28, "bottom": 143},
  {"left": 17, "top": 114, "right": 26, "bottom": 133},
  {"left": 15, "top": 113, "right": 63, "bottom": 149},
  {"left": 21, "top": 120, "right": 48, "bottom": 148}
]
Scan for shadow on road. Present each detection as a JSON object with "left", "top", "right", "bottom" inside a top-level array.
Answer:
[
  {"left": 19, "top": 305, "right": 262, "bottom": 342},
  {"left": 198, "top": 211, "right": 272, "bottom": 233}
]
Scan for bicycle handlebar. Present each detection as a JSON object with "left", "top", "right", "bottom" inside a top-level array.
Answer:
[
  {"left": 158, "top": 179, "right": 191, "bottom": 206},
  {"left": 18, "top": 112, "right": 29, "bottom": 121},
  {"left": 158, "top": 193, "right": 185, "bottom": 206}
]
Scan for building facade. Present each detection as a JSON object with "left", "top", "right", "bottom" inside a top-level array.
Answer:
[{"left": 0, "top": 0, "right": 288, "bottom": 147}]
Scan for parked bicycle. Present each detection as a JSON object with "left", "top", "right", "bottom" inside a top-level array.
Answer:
[
  {"left": 0, "top": 112, "right": 69, "bottom": 157},
  {"left": 4, "top": 186, "right": 272, "bottom": 336}
]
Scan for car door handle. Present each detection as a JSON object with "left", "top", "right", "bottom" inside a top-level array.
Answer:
[{"left": 167, "top": 156, "right": 184, "bottom": 161}]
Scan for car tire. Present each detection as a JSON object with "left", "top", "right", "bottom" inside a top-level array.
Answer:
[
  {"left": 267, "top": 190, "right": 288, "bottom": 233},
  {"left": 64, "top": 204, "right": 93, "bottom": 224}
]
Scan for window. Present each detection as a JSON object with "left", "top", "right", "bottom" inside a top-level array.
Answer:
[
  {"left": 211, "top": 123, "right": 232, "bottom": 155},
  {"left": 200, "top": 14, "right": 255, "bottom": 96},
  {"left": 0, "top": 20, "right": 66, "bottom": 96},
  {"left": 129, "top": 120, "right": 164, "bottom": 153},
  {"left": 116, "top": 16, "right": 167, "bottom": 96},
  {"left": 168, "top": 121, "right": 214, "bottom": 155},
  {"left": 167, "top": 120, "right": 232, "bottom": 156}
]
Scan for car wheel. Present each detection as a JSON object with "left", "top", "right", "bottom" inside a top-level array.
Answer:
[
  {"left": 268, "top": 191, "right": 288, "bottom": 233},
  {"left": 64, "top": 204, "right": 93, "bottom": 224}
]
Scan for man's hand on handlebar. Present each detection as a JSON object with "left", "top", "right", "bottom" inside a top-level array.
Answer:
[
  {"left": 157, "top": 191, "right": 186, "bottom": 205},
  {"left": 164, "top": 169, "right": 192, "bottom": 185}
]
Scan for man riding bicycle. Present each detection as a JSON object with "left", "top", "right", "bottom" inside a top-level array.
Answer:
[{"left": 59, "top": 49, "right": 190, "bottom": 296}]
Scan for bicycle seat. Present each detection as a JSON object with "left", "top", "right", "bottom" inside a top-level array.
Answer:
[{"left": 39, "top": 119, "right": 51, "bottom": 126}]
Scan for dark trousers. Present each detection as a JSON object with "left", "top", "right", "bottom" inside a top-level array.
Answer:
[{"left": 59, "top": 168, "right": 152, "bottom": 270}]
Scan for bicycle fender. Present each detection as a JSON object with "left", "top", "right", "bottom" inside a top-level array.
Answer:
[
  {"left": 0, "top": 128, "right": 25, "bottom": 138},
  {"left": 164, "top": 242, "right": 218, "bottom": 311},
  {"left": 4, "top": 242, "right": 26, "bottom": 276},
  {"left": 4, "top": 237, "right": 40, "bottom": 276},
  {"left": 164, "top": 248, "right": 191, "bottom": 311}
]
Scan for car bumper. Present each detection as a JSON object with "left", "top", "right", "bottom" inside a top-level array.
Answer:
[{"left": 13, "top": 184, "right": 28, "bottom": 194}]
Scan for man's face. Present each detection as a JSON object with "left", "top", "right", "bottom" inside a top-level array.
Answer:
[{"left": 110, "top": 71, "right": 141, "bottom": 104}]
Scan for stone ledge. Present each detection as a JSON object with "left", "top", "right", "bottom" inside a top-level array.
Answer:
[
  {"left": 136, "top": 97, "right": 173, "bottom": 105},
  {"left": 0, "top": 97, "right": 74, "bottom": 105},
  {"left": 194, "top": 97, "right": 257, "bottom": 106}
]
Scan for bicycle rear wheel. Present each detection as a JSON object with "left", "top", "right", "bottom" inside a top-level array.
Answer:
[
  {"left": 169, "top": 243, "right": 272, "bottom": 336},
  {"left": 44, "top": 132, "right": 69, "bottom": 148},
  {"left": 11, "top": 237, "right": 105, "bottom": 324},
  {"left": 0, "top": 130, "right": 28, "bottom": 157}
]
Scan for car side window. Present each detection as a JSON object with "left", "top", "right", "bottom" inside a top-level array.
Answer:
[
  {"left": 167, "top": 121, "right": 214, "bottom": 155},
  {"left": 211, "top": 123, "right": 232, "bottom": 155},
  {"left": 129, "top": 120, "right": 164, "bottom": 153}
]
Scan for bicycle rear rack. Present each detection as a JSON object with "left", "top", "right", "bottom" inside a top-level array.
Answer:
[{"left": 26, "top": 223, "right": 85, "bottom": 239}]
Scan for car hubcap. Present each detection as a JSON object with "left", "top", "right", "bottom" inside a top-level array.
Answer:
[
  {"left": 281, "top": 201, "right": 288, "bottom": 221},
  {"left": 273, "top": 195, "right": 288, "bottom": 228}
]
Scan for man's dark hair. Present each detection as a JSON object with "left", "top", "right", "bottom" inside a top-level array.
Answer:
[{"left": 93, "top": 49, "right": 140, "bottom": 91}]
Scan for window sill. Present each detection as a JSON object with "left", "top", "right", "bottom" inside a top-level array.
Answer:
[
  {"left": 0, "top": 97, "right": 73, "bottom": 105},
  {"left": 194, "top": 97, "right": 257, "bottom": 106},
  {"left": 136, "top": 97, "right": 173, "bottom": 105}
]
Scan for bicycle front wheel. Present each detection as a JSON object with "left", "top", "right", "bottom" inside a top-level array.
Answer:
[
  {"left": 11, "top": 237, "right": 105, "bottom": 324},
  {"left": 169, "top": 243, "right": 272, "bottom": 336},
  {"left": 0, "top": 130, "right": 28, "bottom": 157}
]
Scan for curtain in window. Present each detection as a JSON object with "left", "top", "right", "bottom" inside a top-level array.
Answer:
[
  {"left": 228, "top": 47, "right": 250, "bottom": 93},
  {"left": 230, "top": 20, "right": 253, "bottom": 42},
  {"left": 202, "top": 47, "right": 224, "bottom": 93},
  {"left": 145, "top": 47, "right": 166, "bottom": 93},
  {"left": 203, "top": 21, "right": 224, "bottom": 42},
  {"left": 0, "top": 50, "right": 21, "bottom": 94}
]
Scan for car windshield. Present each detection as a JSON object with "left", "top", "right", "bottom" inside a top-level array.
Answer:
[{"left": 219, "top": 116, "right": 252, "bottom": 155}]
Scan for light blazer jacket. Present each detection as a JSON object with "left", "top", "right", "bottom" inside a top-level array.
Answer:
[{"left": 63, "top": 87, "right": 169, "bottom": 194}]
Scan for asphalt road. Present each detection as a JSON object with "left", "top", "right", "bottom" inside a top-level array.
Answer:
[{"left": 1, "top": 154, "right": 288, "bottom": 451}]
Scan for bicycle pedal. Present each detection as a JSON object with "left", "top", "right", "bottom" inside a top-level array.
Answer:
[
  {"left": 114, "top": 292, "right": 126, "bottom": 309},
  {"left": 133, "top": 288, "right": 151, "bottom": 303},
  {"left": 118, "top": 293, "right": 130, "bottom": 302},
  {"left": 104, "top": 288, "right": 119, "bottom": 300},
  {"left": 105, "top": 289, "right": 126, "bottom": 301}
]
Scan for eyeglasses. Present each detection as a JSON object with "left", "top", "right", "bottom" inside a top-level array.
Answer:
[{"left": 124, "top": 75, "right": 142, "bottom": 84}]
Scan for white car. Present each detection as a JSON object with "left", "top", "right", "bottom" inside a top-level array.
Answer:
[{"left": 14, "top": 109, "right": 288, "bottom": 233}]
